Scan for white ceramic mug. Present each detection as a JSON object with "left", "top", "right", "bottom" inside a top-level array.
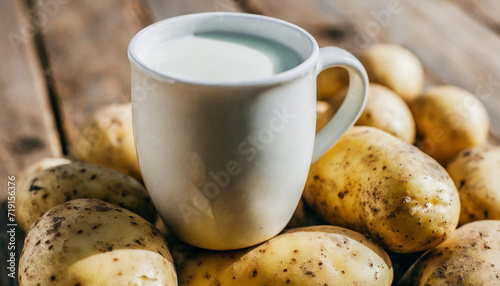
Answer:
[{"left": 129, "top": 12, "right": 368, "bottom": 250}]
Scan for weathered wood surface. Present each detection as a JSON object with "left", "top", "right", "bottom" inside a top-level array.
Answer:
[
  {"left": 2, "top": 0, "right": 500, "bottom": 285},
  {"left": 146, "top": 0, "right": 243, "bottom": 20},
  {"left": 0, "top": 1, "right": 61, "bottom": 284},
  {"left": 34, "top": 0, "right": 151, "bottom": 156},
  {"left": 0, "top": 0, "right": 61, "bottom": 200},
  {"left": 2, "top": 0, "right": 499, "bottom": 194},
  {"left": 246, "top": 0, "right": 500, "bottom": 139},
  {"left": 453, "top": 0, "right": 500, "bottom": 32}
]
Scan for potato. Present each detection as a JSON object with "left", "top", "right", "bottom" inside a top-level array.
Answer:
[
  {"left": 73, "top": 103, "right": 141, "bottom": 180},
  {"left": 355, "top": 83, "right": 416, "bottom": 143},
  {"left": 303, "top": 126, "right": 460, "bottom": 253},
  {"left": 399, "top": 220, "right": 500, "bottom": 285},
  {"left": 16, "top": 162, "right": 156, "bottom": 231},
  {"left": 322, "top": 85, "right": 346, "bottom": 113},
  {"left": 17, "top": 157, "right": 72, "bottom": 191},
  {"left": 317, "top": 67, "right": 349, "bottom": 100},
  {"left": 178, "top": 225, "right": 393, "bottom": 285},
  {"left": 19, "top": 199, "right": 177, "bottom": 286},
  {"left": 20, "top": 157, "right": 72, "bottom": 178},
  {"left": 316, "top": 100, "right": 334, "bottom": 133},
  {"left": 446, "top": 146, "right": 500, "bottom": 225},
  {"left": 410, "top": 85, "right": 489, "bottom": 164},
  {"left": 360, "top": 44, "right": 424, "bottom": 102}
]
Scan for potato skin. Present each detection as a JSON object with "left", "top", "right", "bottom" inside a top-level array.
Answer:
[
  {"left": 17, "top": 157, "right": 72, "bottom": 194},
  {"left": 74, "top": 103, "right": 142, "bottom": 180},
  {"left": 16, "top": 162, "right": 156, "bottom": 230},
  {"left": 19, "top": 199, "right": 176, "bottom": 286},
  {"left": 399, "top": 220, "right": 500, "bottom": 285},
  {"left": 317, "top": 67, "right": 349, "bottom": 100},
  {"left": 303, "top": 127, "right": 460, "bottom": 253},
  {"left": 316, "top": 100, "right": 334, "bottom": 134},
  {"left": 410, "top": 85, "right": 489, "bottom": 164},
  {"left": 20, "top": 157, "right": 72, "bottom": 178},
  {"left": 447, "top": 147, "right": 500, "bottom": 225},
  {"left": 68, "top": 249, "right": 175, "bottom": 285},
  {"left": 360, "top": 44, "right": 424, "bottom": 102},
  {"left": 355, "top": 83, "right": 416, "bottom": 143},
  {"left": 178, "top": 225, "right": 393, "bottom": 286}
]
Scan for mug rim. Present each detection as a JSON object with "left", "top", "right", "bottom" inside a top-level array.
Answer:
[{"left": 128, "top": 12, "right": 320, "bottom": 87}]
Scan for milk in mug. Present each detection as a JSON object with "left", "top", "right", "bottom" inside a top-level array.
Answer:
[{"left": 140, "top": 32, "right": 303, "bottom": 83}]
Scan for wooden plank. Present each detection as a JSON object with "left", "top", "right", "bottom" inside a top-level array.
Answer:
[
  {"left": 0, "top": 0, "right": 61, "bottom": 200},
  {"left": 449, "top": 0, "right": 500, "bottom": 141},
  {"left": 243, "top": 0, "right": 355, "bottom": 48},
  {"left": 338, "top": 0, "right": 500, "bottom": 139},
  {"left": 34, "top": 0, "right": 152, "bottom": 153},
  {"left": 146, "top": 0, "right": 243, "bottom": 20},
  {"left": 246, "top": 0, "right": 500, "bottom": 140},
  {"left": 452, "top": 0, "right": 500, "bottom": 33},
  {"left": 0, "top": 1, "right": 61, "bottom": 285},
  {"left": 242, "top": 0, "right": 445, "bottom": 89}
]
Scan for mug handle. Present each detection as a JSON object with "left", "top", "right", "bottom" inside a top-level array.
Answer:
[{"left": 311, "top": 47, "right": 369, "bottom": 163}]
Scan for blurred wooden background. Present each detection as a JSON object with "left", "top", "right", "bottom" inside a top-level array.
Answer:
[{"left": 1, "top": 0, "right": 500, "bottom": 284}]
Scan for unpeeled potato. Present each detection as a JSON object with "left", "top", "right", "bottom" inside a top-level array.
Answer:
[
  {"left": 20, "top": 157, "right": 72, "bottom": 177},
  {"left": 360, "top": 44, "right": 424, "bottom": 102},
  {"left": 16, "top": 162, "right": 156, "bottom": 230},
  {"left": 73, "top": 103, "right": 141, "bottom": 180},
  {"left": 316, "top": 100, "right": 334, "bottom": 133},
  {"left": 19, "top": 199, "right": 176, "bottom": 286},
  {"left": 317, "top": 67, "right": 349, "bottom": 100},
  {"left": 446, "top": 146, "right": 500, "bottom": 225},
  {"left": 399, "top": 220, "right": 500, "bottom": 285},
  {"left": 355, "top": 83, "right": 416, "bottom": 143},
  {"left": 410, "top": 85, "right": 489, "bottom": 164},
  {"left": 304, "top": 127, "right": 460, "bottom": 253},
  {"left": 17, "top": 157, "right": 72, "bottom": 193},
  {"left": 178, "top": 225, "right": 393, "bottom": 285}
]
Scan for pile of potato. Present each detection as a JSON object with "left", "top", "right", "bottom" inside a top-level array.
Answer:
[{"left": 16, "top": 43, "right": 500, "bottom": 285}]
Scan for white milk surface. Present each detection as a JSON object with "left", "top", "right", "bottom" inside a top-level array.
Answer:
[{"left": 141, "top": 32, "right": 302, "bottom": 83}]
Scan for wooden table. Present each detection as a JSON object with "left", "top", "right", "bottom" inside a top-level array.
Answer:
[{"left": 1, "top": 0, "right": 500, "bottom": 285}]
